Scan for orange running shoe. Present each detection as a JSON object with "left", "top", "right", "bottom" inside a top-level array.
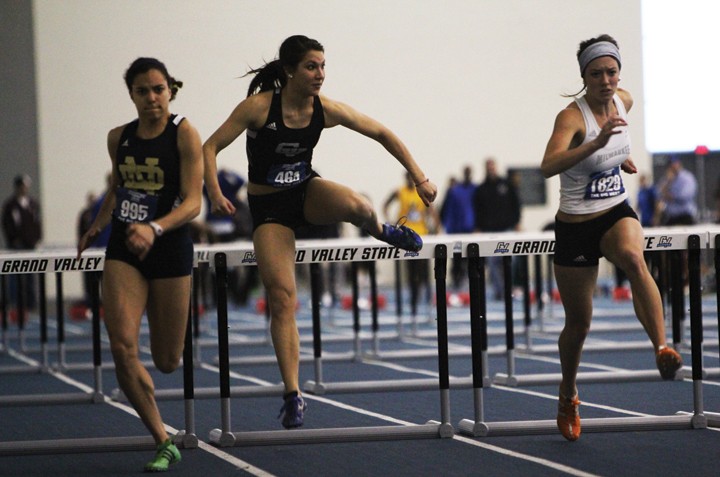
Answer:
[
  {"left": 557, "top": 394, "right": 581, "bottom": 441},
  {"left": 656, "top": 346, "right": 683, "bottom": 380}
]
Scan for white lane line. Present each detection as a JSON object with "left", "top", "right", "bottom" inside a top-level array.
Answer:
[
  {"left": 199, "top": 362, "right": 602, "bottom": 476},
  {"left": 4, "top": 349, "right": 275, "bottom": 476}
]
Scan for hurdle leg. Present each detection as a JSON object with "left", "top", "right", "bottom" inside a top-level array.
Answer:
[
  {"left": 351, "top": 262, "right": 362, "bottom": 359},
  {"left": 687, "top": 235, "right": 708, "bottom": 429},
  {"left": 208, "top": 253, "right": 236, "bottom": 447},
  {"left": 177, "top": 299, "right": 199, "bottom": 448},
  {"left": 458, "top": 244, "right": 491, "bottom": 435},
  {"left": 310, "top": 263, "right": 325, "bottom": 389},
  {"left": 499, "top": 256, "right": 516, "bottom": 381}
]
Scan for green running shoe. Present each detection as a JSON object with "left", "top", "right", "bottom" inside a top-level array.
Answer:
[{"left": 144, "top": 439, "right": 181, "bottom": 473}]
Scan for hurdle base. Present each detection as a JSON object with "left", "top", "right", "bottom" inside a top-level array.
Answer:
[
  {"left": 55, "top": 359, "right": 155, "bottom": 372},
  {"left": 493, "top": 368, "right": 674, "bottom": 387},
  {"left": 173, "top": 430, "right": 199, "bottom": 449},
  {"left": 120, "top": 383, "right": 285, "bottom": 402},
  {"left": 208, "top": 428, "right": 237, "bottom": 447},
  {"left": 0, "top": 435, "right": 157, "bottom": 456},
  {"left": 703, "top": 411, "right": 720, "bottom": 427},
  {"left": 680, "top": 367, "right": 719, "bottom": 379},
  {"left": 304, "top": 376, "right": 473, "bottom": 395},
  {"left": 0, "top": 364, "right": 45, "bottom": 374},
  {"left": 223, "top": 350, "right": 355, "bottom": 366},
  {"left": 458, "top": 413, "right": 697, "bottom": 437},
  {"left": 515, "top": 340, "right": 654, "bottom": 355},
  {"left": 210, "top": 421, "right": 452, "bottom": 447},
  {"left": 0, "top": 391, "right": 102, "bottom": 407}
]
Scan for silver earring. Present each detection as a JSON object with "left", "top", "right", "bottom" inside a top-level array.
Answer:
[{"left": 288, "top": 74, "right": 293, "bottom": 79}]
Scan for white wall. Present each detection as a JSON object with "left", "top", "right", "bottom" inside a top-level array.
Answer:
[{"left": 33, "top": 0, "right": 645, "bottom": 292}]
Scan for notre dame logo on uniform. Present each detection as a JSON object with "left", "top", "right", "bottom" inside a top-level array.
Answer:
[{"left": 119, "top": 157, "right": 164, "bottom": 192}]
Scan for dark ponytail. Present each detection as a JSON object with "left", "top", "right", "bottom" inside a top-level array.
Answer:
[
  {"left": 244, "top": 35, "right": 324, "bottom": 97},
  {"left": 245, "top": 59, "right": 286, "bottom": 97}
]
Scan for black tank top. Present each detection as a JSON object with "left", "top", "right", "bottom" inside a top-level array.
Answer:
[
  {"left": 246, "top": 89, "right": 324, "bottom": 188},
  {"left": 113, "top": 114, "right": 184, "bottom": 222}
]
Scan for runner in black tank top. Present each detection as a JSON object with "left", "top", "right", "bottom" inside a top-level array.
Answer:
[
  {"left": 203, "top": 35, "right": 438, "bottom": 429},
  {"left": 77, "top": 58, "right": 203, "bottom": 472}
]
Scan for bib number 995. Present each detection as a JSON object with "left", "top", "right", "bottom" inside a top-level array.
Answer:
[
  {"left": 114, "top": 188, "right": 158, "bottom": 223},
  {"left": 119, "top": 200, "right": 150, "bottom": 222}
]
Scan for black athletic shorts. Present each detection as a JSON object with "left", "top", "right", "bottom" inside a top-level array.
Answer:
[
  {"left": 553, "top": 201, "right": 638, "bottom": 267},
  {"left": 248, "top": 173, "right": 319, "bottom": 232},
  {"left": 105, "top": 220, "right": 193, "bottom": 279}
]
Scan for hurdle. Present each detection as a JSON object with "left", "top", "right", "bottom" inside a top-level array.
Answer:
[
  {"left": 1, "top": 272, "right": 47, "bottom": 373},
  {"left": 490, "top": 227, "right": 707, "bottom": 387},
  {"left": 145, "top": 240, "right": 389, "bottom": 403},
  {"left": 458, "top": 230, "right": 710, "bottom": 437},
  {"left": 0, "top": 248, "right": 198, "bottom": 455},
  {"left": 207, "top": 238, "right": 455, "bottom": 447},
  {"left": 301, "top": 236, "right": 476, "bottom": 394},
  {"left": 198, "top": 240, "right": 368, "bottom": 365},
  {"left": 0, "top": 252, "right": 105, "bottom": 406},
  {"left": 698, "top": 231, "right": 720, "bottom": 429}
]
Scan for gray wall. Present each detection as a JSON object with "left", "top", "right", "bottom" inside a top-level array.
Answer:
[
  {"left": 30, "top": 0, "right": 646, "bottom": 247},
  {"left": 0, "top": 0, "right": 39, "bottom": 248},
  {"left": 7, "top": 0, "right": 651, "bottom": 295}
]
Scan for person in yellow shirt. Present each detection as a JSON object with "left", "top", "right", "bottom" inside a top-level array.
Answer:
[{"left": 383, "top": 172, "right": 441, "bottom": 317}]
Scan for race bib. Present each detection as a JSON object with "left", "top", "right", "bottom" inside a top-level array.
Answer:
[
  {"left": 113, "top": 187, "right": 158, "bottom": 223},
  {"left": 267, "top": 162, "right": 309, "bottom": 188},
  {"left": 585, "top": 166, "right": 625, "bottom": 200}
]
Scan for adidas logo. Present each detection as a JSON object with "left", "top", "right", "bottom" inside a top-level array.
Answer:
[
  {"left": 121, "top": 139, "right": 129, "bottom": 147},
  {"left": 266, "top": 122, "right": 277, "bottom": 130},
  {"left": 573, "top": 255, "right": 587, "bottom": 263}
]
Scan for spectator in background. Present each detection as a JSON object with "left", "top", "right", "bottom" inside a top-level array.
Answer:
[
  {"left": 634, "top": 172, "right": 660, "bottom": 288},
  {"left": 203, "top": 168, "right": 249, "bottom": 240},
  {"left": 636, "top": 173, "right": 658, "bottom": 227},
  {"left": 441, "top": 165, "right": 476, "bottom": 289},
  {"left": 78, "top": 192, "right": 98, "bottom": 244},
  {"left": 2, "top": 174, "right": 42, "bottom": 310},
  {"left": 656, "top": 157, "right": 697, "bottom": 226},
  {"left": 77, "top": 191, "right": 98, "bottom": 308},
  {"left": 384, "top": 172, "right": 440, "bottom": 316},
  {"left": 76, "top": 173, "right": 114, "bottom": 309},
  {"left": 89, "top": 172, "right": 114, "bottom": 248},
  {"left": 473, "top": 157, "right": 521, "bottom": 300},
  {"left": 202, "top": 168, "right": 257, "bottom": 306}
]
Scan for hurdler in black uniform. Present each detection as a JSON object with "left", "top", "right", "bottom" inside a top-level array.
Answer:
[
  {"left": 106, "top": 113, "right": 193, "bottom": 278},
  {"left": 246, "top": 88, "right": 325, "bottom": 230}
]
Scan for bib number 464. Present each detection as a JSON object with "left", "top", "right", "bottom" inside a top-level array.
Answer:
[{"left": 274, "top": 170, "right": 301, "bottom": 185}]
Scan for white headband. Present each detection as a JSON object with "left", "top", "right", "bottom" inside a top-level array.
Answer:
[{"left": 578, "top": 41, "right": 621, "bottom": 75}]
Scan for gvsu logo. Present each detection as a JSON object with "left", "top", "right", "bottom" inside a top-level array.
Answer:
[
  {"left": 657, "top": 236, "right": 673, "bottom": 248},
  {"left": 241, "top": 252, "right": 257, "bottom": 264},
  {"left": 494, "top": 242, "right": 510, "bottom": 254}
]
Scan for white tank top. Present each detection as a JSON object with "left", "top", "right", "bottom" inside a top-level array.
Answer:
[{"left": 558, "top": 94, "right": 630, "bottom": 215}]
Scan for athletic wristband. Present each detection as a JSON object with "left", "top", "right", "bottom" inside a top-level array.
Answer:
[
  {"left": 149, "top": 221, "right": 164, "bottom": 237},
  {"left": 415, "top": 178, "right": 430, "bottom": 187}
]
